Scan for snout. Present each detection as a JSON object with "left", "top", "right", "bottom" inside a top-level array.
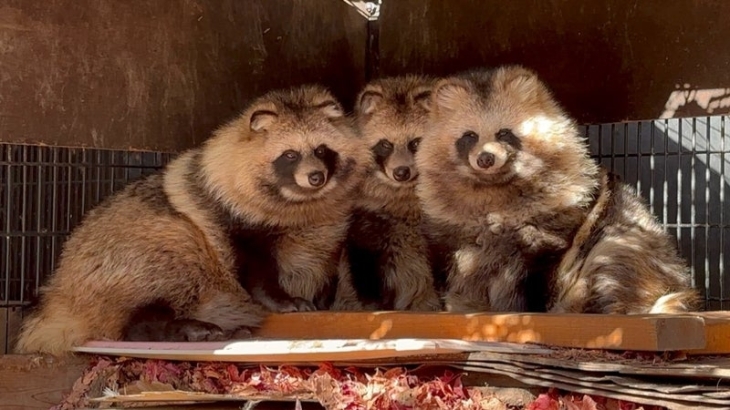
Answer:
[
  {"left": 384, "top": 150, "right": 418, "bottom": 184},
  {"left": 469, "top": 142, "right": 508, "bottom": 174},
  {"left": 392, "top": 166, "right": 412, "bottom": 182},
  {"left": 295, "top": 166, "right": 329, "bottom": 189},
  {"left": 307, "top": 171, "right": 326, "bottom": 187},
  {"left": 476, "top": 152, "right": 495, "bottom": 169}
]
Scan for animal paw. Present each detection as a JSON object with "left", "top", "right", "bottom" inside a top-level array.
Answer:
[
  {"left": 166, "top": 319, "right": 227, "bottom": 342},
  {"left": 226, "top": 326, "right": 255, "bottom": 340},
  {"left": 518, "top": 225, "right": 568, "bottom": 253},
  {"left": 271, "top": 297, "right": 317, "bottom": 313}
]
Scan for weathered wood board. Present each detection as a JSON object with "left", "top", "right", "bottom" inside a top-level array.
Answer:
[{"left": 254, "top": 311, "right": 707, "bottom": 352}]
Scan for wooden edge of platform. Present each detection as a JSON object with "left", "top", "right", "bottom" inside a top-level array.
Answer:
[{"left": 255, "top": 311, "right": 708, "bottom": 352}]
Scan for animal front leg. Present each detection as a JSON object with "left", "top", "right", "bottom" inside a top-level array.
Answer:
[
  {"left": 122, "top": 303, "right": 227, "bottom": 342},
  {"left": 443, "top": 247, "right": 493, "bottom": 312},
  {"left": 244, "top": 253, "right": 317, "bottom": 313},
  {"left": 248, "top": 273, "right": 317, "bottom": 313},
  {"left": 516, "top": 224, "right": 569, "bottom": 254}
]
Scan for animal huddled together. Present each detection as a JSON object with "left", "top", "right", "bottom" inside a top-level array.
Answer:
[{"left": 15, "top": 66, "right": 700, "bottom": 356}]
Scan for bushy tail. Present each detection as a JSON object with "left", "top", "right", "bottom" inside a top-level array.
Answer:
[
  {"left": 649, "top": 290, "right": 701, "bottom": 314},
  {"left": 15, "top": 304, "right": 90, "bottom": 356}
]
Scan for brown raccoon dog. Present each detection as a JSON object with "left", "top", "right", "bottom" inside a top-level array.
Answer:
[
  {"left": 415, "top": 65, "right": 698, "bottom": 314},
  {"left": 332, "top": 76, "right": 442, "bottom": 311},
  {"left": 15, "top": 85, "right": 366, "bottom": 355},
  {"left": 551, "top": 170, "right": 701, "bottom": 314}
]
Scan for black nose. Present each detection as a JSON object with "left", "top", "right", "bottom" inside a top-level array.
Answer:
[
  {"left": 308, "top": 171, "right": 326, "bottom": 187},
  {"left": 476, "top": 152, "right": 495, "bottom": 169},
  {"left": 393, "top": 166, "right": 412, "bottom": 182}
]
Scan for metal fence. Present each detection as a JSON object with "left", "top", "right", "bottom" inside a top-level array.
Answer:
[
  {"left": 582, "top": 115, "right": 729, "bottom": 310},
  {"left": 0, "top": 144, "right": 172, "bottom": 306}
]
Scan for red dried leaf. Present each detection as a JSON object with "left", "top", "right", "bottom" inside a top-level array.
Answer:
[{"left": 527, "top": 393, "right": 561, "bottom": 410}]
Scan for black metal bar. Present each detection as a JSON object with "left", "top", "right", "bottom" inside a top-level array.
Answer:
[
  {"left": 716, "top": 117, "right": 730, "bottom": 309},
  {"left": 365, "top": 20, "right": 380, "bottom": 82}
]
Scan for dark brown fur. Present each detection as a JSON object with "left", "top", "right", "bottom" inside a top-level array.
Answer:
[
  {"left": 333, "top": 75, "right": 442, "bottom": 311},
  {"left": 551, "top": 171, "right": 701, "bottom": 314},
  {"left": 15, "top": 85, "right": 367, "bottom": 355}
]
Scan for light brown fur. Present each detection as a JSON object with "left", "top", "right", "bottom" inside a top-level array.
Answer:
[
  {"left": 16, "top": 85, "right": 367, "bottom": 355},
  {"left": 196, "top": 85, "right": 368, "bottom": 313},
  {"left": 16, "top": 170, "right": 265, "bottom": 356},
  {"left": 333, "top": 75, "right": 441, "bottom": 311},
  {"left": 416, "top": 66, "right": 598, "bottom": 312},
  {"left": 416, "top": 65, "right": 698, "bottom": 314}
]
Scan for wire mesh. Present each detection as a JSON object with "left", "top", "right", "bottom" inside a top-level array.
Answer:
[
  {"left": 0, "top": 143, "right": 172, "bottom": 308},
  {"left": 582, "top": 114, "right": 730, "bottom": 310}
]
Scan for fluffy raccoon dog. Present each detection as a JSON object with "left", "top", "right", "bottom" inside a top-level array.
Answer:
[
  {"left": 415, "top": 65, "right": 699, "bottom": 314},
  {"left": 15, "top": 85, "right": 366, "bottom": 356},
  {"left": 332, "top": 75, "right": 442, "bottom": 312},
  {"left": 551, "top": 170, "right": 701, "bottom": 314}
]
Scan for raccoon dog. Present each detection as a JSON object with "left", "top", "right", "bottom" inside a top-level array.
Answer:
[
  {"left": 333, "top": 76, "right": 442, "bottom": 311},
  {"left": 16, "top": 85, "right": 365, "bottom": 355},
  {"left": 415, "top": 65, "right": 699, "bottom": 314},
  {"left": 551, "top": 170, "right": 700, "bottom": 314}
]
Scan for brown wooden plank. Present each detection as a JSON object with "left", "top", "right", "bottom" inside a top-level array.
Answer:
[
  {"left": 0, "top": 354, "right": 90, "bottom": 409},
  {"left": 688, "top": 311, "right": 730, "bottom": 355},
  {"left": 255, "top": 312, "right": 706, "bottom": 352},
  {"left": 378, "top": 0, "right": 730, "bottom": 124},
  {"left": 0, "top": 0, "right": 367, "bottom": 152}
]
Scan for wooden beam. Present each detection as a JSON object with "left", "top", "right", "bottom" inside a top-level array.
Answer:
[
  {"left": 0, "top": 354, "right": 89, "bottom": 410},
  {"left": 688, "top": 311, "right": 730, "bottom": 355},
  {"left": 255, "top": 312, "right": 707, "bottom": 352}
]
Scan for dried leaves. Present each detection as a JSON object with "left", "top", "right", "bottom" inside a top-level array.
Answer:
[{"left": 54, "top": 356, "right": 667, "bottom": 410}]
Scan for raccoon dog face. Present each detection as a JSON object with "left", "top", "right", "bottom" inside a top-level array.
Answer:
[
  {"left": 245, "top": 88, "right": 358, "bottom": 203},
  {"left": 355, "top": 76, "right": 435, "bottom": 188},
  {"left": 202, "top": 85, "right": 366, "bottom": 225},
  {"left": 423, "top": 66, "right": 589, "bottom": 189}
]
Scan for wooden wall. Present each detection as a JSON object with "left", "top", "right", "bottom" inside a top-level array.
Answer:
[
  {"left": 376, "top": 0, "right": 730, "bottom": 125},
  {"left": 1, "top": 0, "right": 729, "bottom": 150},
  {"left": 0, "top": 0, "right": 367, "bottom": 152}
]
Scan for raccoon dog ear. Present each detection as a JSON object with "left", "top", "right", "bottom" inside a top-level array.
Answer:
[
  {"left": 249, "top": 102, "right": 279, "bottom": 132},
  {"left": 432, "top": 79, "right": 470, "bottom": 113},
  {"left": 249, "top": 109, "right": 278, "bottom": 132},
  {"left": 494, "top": 65, "right": 542, "bottom": 101},
  {"left": 316, "top": 100, "right": 345, "bottom": 119},
  {"left": 412, "top": 86, "right": 434, "bottom": 112},
  {"left": 357, "top": 87, "right": 384, "bottom": 116}
]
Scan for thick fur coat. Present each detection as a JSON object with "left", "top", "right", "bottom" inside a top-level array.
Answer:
[
  {"left": 551, "top": 170, "right": 700, "bottom": 314},
  {"left": 415, "top": 65, "right": 699, "bottom": 314},
  {"left": 333, "top": 75, "right": 442, "bottom": 311},
  {"left": 15, "top": 85, "right": 367, "bottom": 355}
]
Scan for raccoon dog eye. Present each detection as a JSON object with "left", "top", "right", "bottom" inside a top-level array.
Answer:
[
  {"left": 378, "top": 140, "right": 394, "bottom": 151},
  {"left": 460, "top": 131, "right": 479, "bottom": 143},
  {"left": 282, "top": 150, "right": 300, "bottom": 161},
  {"left": 408, "top": 138, "right": 422, "bottom": 152},
  {"left": 456, "top": 131, "right": 479, "bottom": 160},
  {"left": 496, "top": 128, "right": 515, "bottom": 141},
  {"left": 314, "top": 145, "right": 326, "bottom": 158}
]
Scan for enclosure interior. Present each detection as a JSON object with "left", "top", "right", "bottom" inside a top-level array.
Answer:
[{"left": 2, "top": 0, "right": 730, "bottom": 354}]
